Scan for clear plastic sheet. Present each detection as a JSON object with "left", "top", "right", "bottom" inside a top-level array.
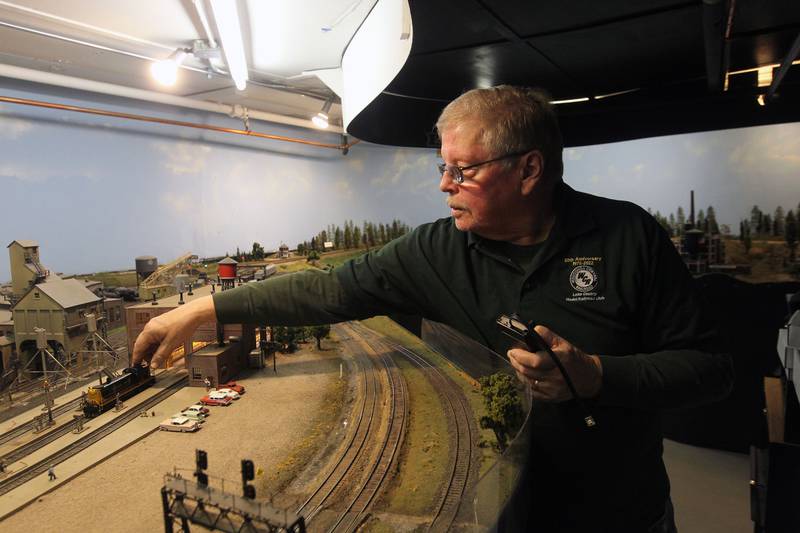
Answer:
[{"left": 420, "top": 319, "right": 533, "bottom": 532}]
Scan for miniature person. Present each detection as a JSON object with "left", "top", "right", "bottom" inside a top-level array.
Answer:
[
  {"left": 133, "top": 86, "right": 732, "bottom": 532},
  {"left": 48, "top": 465, "right": 56, "bottom": 481},
  {"left": 203, "top": 377, "right": 211, "bottom": 391}
]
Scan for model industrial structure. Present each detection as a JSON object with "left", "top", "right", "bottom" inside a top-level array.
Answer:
[
  {"left": 126, "top": 257, "right": 263, "bottom": 388},
  {"left": 671, "top": 191, "right": 726, "bottom": 274},
  {"left": 3, "top": 240, "right": 111, "bottom": 376},
  {"left": 136, "top": 252, "right": 199, "bottom": 302}
]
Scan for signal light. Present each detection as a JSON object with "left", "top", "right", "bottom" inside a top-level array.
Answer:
[
  {"left": 241, "top": 459, "right": 255, "bottom": 499},
  {"left": 195, "top": 449, "right": 209, "bottom": 486},
  {"left": 196, "top": 449, "right": 208, "bottom": 470},
  {"left": 241, "top": 459, "right": 254, "bottom": 480}
]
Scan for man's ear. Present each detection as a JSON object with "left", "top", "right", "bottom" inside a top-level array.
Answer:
[{"left": 520, "top": 150, "right": 544, "bottom": 195}]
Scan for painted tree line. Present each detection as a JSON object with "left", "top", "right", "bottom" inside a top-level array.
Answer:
[
  {"left": 647, "top": 205, "right": 724, "bottom": 237},
  {"left": 296, "top": 219, "right": 412, "bottom": 256},
  {"left": 646, "top": 203, "right": 799, "bottom": 261},
  {"left": 739, "top": 205, "right": 799, "bottom": 260},
  {"left": 221, "top": 219, "right": 412, "bottom": 262}
]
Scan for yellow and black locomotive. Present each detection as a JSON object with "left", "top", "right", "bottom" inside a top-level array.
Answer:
[{"left": 83, "top": 363, "right": 154, "bottom": 418}]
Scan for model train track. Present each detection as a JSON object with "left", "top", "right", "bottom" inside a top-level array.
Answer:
[
  {"left": 354, "top": 323, "right": 475, "bottom": 533},
  {"left": 0, "top": 397, "right": 83, "bottom": 447},
  {"left": 0, "top": 411, "right": 84, "bottom": 465},
  {"left": 297, "top": 324, "right": 381, "bottom": 524},
  {"left": 0, "top": 375, "right": 187, "bottom": 497},
  {"left": 327, "top": 322, "right": 408, "bottom": 533}
]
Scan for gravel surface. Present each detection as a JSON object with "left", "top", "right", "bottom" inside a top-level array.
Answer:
[{"left": 0, "top": 346, "right": 348, "bottom": 533}]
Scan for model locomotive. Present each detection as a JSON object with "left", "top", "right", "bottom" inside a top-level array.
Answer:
[{"left": 83, "top": 363, "right": 154, "bottom": 418}]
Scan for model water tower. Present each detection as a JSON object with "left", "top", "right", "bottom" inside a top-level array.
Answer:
[
  {"left": 218, "top": 257, "right": 238, "bottom": 290},
  {"left": 135, "top": 256, "right": 158, "bottom": 291}
]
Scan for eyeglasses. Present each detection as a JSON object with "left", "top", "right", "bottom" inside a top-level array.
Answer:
[{"left": 437, "top": 149, "right": 531, "bottom": 184}]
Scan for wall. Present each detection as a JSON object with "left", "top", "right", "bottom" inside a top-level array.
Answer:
[
  {"left": 1, "top": 79, "right": 799, "bottom": 285},
  {"left": 0, "top": 80, "right": 443, "bottom": 282}
]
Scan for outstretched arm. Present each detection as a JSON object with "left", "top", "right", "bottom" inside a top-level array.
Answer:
[{"left": 131, "top": 295, "right": 216, "bottom": 370}]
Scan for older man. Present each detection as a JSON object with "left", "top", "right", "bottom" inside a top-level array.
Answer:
[{"left": 133, "top": 86, "right": 732, "bottom": 532}]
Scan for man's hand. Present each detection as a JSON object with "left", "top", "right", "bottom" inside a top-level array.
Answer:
[
  {"left": 507, "top": 325, "right": 603, "bottom": 402},
  {"left": 131, "top": 296, "right": 216, "bottom": 370}
]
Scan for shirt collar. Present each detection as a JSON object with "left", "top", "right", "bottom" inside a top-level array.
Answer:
[{"left": 466, "top": 181, "right": 597, "bottom": 249}]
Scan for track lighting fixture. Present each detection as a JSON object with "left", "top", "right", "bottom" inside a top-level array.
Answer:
[
  {"left": 150, "top": 49, "right": 188, "bottom": 86},
  {"left": 312, "top": 98, "right": 334, "bottom": 129}
]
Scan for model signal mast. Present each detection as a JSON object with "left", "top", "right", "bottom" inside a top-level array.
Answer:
[{"left": 160, "top": 449, "right": 306, "bottom": 532}]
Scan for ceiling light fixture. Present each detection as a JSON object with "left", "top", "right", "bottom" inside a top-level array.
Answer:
[
  {"left": 757, "top": 66, "right": 773, "bottom": 88},
  {"left": 150, "top": 49, "right": 188, "bottom": 86},
  {"left": 209, "top": 0, "right": 249, "bottom": 91},
  {"left": 312, "top": 98, "right": 333, "bottom": 129}
]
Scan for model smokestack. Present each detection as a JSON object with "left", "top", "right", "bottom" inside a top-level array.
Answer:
[{"left": 689, "top": 190, "right": 695, "bottom": 227}]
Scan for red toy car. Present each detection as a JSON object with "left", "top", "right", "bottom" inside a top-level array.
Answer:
[
  {"left": 221, "top": 381, "right": 246, "bottom": 395},
  {"left": 199, "top": 392, "right": 233, "bottom": 406}
]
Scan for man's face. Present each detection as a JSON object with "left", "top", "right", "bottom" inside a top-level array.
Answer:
[{"left": 439, "top": 124, "right": 526, "bottom": 239}]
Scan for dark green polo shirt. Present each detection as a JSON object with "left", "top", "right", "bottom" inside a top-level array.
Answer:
[{"left": 214, "top": 182, "right": 733, "bottom": 531}]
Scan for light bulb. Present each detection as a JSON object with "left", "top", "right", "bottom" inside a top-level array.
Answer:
[
  {"left": 151, "top": 60, "right": 179, "bottom": 86},
  {"left": 312, "top": 112, "right": 329, "bottom": 129},
  {"left": 150, "top": 50, "right": 187, "bottom": 87}
]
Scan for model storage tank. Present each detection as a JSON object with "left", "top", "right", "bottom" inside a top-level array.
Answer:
[
  {"left": 135, "top": 256, "right": 158, "bottom": 281},
  {"left": 218, "top": 257, "right": 238, "bottom": 290}
]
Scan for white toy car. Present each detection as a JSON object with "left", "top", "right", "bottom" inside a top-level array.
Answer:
[
  {"left": 159, "top": 416, "right": 200, "bottom": 433},
  {"left": 175, "top": 410, "right": 206, "bottom": 422},
  {"left": 215, "top": 388, "right": 241, "bottom": 400},
  {"left": 183, "top": 404, "right": 210, "bottom": 416}
]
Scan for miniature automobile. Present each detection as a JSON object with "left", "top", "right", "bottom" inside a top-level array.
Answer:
[
  {"left": 175, "top": 410, "right": 206, "bottom": 422},
  {"left": 183, "top": 404, "right": 210, "bottom": 416},
  {"left": 215, "top": 388, "right": 241, "bottom": 400},
  {"left": 221, "top": 381, "right": 246, "bottom": 394},
  {"left": 199, "top": 392, "right": 233, "bottom": 406},
  {"left": 159, "top": 416, "right": 200, "bottom": 433}
]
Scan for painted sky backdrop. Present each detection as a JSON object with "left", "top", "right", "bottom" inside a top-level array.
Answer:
[{"left": 1, "top": 83, "right": 799, "bottom": 283}]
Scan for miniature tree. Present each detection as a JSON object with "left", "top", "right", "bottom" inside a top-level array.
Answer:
[
  {"left": 478, "top": 372, "right": 524, "bottom": 452},
  {"left": 312, "top": 324, "right": 331, "bottom": 349},
  {"left": 251, "top": 242, "right": 265, "bottom": 260}
]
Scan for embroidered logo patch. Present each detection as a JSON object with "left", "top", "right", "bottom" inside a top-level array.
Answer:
[
  {"left": 563, "top": 256, "right": 605, "bottom": 303},
  {"left": 569, "top": 265, "right": 598, "bottom": 293}
]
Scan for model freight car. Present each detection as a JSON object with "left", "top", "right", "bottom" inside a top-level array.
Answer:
[{"left": 83, "top": 363, "right": 155, "bottom": 418}]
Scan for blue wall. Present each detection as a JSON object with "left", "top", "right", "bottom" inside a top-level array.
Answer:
[{"left": 1, "top": 80, "right": 799, "bottom": 281}]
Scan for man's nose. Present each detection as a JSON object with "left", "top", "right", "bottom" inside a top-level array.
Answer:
[{"left": 439, "top": 171, "right": 457, "bottom": 193}]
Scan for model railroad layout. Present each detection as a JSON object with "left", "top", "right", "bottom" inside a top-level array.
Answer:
[
  {"left": 350, "top": 322, "right": 477, "bottom": 532},
  {"left": 294, "top": 322, "right": 407, "bottom": 533},
  {"left": 0, "top": 370, "right": 186, "bottom": 501}
]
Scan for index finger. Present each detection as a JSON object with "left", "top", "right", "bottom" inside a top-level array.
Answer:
[{"left": 131, "top": 331, "right": 157, "bottom": 367}]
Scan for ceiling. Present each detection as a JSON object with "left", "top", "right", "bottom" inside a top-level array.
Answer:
[
  {"left": 350, "top": 0, "right": 800, "bottom": 147},
  {"left": 0, "top": 1, "right": 799, "bottom": 147},
  {"left": 0, "top": 0, "right": 375, "bottom": 132}
]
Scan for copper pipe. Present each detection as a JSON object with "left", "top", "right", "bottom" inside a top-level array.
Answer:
[{"left": 0, "top": 95, "right": 359, "bottom": 151}]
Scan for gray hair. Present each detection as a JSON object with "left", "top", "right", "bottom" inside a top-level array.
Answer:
[{"left": 436, "top": 85, "right": 564, "bottom": 181}]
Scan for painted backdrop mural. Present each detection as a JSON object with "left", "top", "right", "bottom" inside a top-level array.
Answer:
[{"left": 1, "top": 82, "right": 799, "bottom": 283}]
